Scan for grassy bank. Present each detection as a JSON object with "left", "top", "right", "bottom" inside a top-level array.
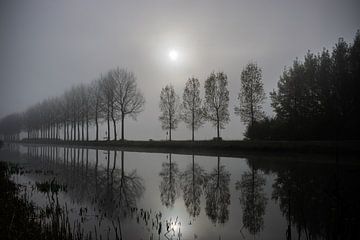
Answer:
[
  {"left": 0, "top": 162, "right": 86, "bottom": 240},
  {"left": 15, "top": 138, "right": 360, "bottom": 156},
  {"left": 0, "top": 162, "right": 42, "bottom": 240}
]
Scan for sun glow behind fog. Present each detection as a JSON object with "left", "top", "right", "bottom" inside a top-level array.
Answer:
[
  {"left": 169, "top": 49, "right": 179, "bottom": 61},
  {"left": 148, "top": 32, "right": 200, "bottom": 88}
]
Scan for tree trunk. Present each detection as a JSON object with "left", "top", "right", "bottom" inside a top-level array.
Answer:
[
  {"left": 81, "top": 119, "right": 84, "bottom": 141},
  {"left": 217, "top": 156, "right": 220, "bottom": 187},
  {"left": 73, "top": 122, "right": 75, "bottom": 140},
  {"left": 107, "top": 110, "right": 110, "bottom": 141},
  {"left": 169, "top": 112, "right": 172, "bottom": 141},
  {"left": 66, "top": 122, "right": 69, "bottom": 141},
  {"left": 250, "top": 100, "right": 254, "bottom": 127},
  {"left": 112, "top": 118, "right": 117, "bottom": 141},
  {"left": 95, "top": 117, "right": 98, "bottom": 141},
  {"left": 86, "top": 114, "right": 89, "bottom": 141},
  {"left": 121, "top": 114, "right": 125, "bottom": 141},
  {"left": 192, "top": 110, "right": 195, "bottom": 141},
  {"left": 77, "top": 121, "right": 80, "bottom": 141},
  {"left": 111, "top": 105, "right": 117, "bottom": 141},
  {"left": 216, "top": 109, "right": 220, "bottom": 139},
  {"left": 63, "top": 121, "right": 66, "bottom": 140}
]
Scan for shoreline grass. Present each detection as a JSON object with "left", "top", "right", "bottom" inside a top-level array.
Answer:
[{"left": 11, "top": 138, "right": 360, "bottom": 155}]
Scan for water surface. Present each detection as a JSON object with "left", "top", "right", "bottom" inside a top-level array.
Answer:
[{"left": 0, "top": 144, "right": 359, "bottom": 239}]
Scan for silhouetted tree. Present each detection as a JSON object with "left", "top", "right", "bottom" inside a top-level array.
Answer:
[
  {"left": 203, "top": 72, "right": 230, "bottom": 139},
  {"left": 267, "top": 31, "right": 360, "bottom": 140},
  {"left": 112, "top": 68, "right": 145, "bottom": 141},
  {"left": 159, "top": 85, "right": 180, "bottom": 141},
  {"left": 348, "top": 30, "right": 360, "bottom": 137},
  {"left": 100, "top": 73, "right": 117, "bottom": 141},
  {"left": 0, "top": 113, "right": 22, "bottom": 141},
  {"left": 181, "top": 77, "right": 204, "bottom": 141},
  {"left": 235, "top": 62, "right": 265, "bottom": 127},
  {"left": 89, "top": 78, "right": 103, "bottom": 141}
]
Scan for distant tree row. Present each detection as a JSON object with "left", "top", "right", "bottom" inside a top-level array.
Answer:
[
  {"left": 0, "top": 68, "right": 145, "bottom": 141},
  {"left": 247, "top": 30, "right": 360, "bottom": 140},
  {"left": 159, "top": 64, "right": 265, "bottom": 141},
  {"left": 1, "top": 30, "right": 358, "bottom": 141},
  {"left": 0, "top": 113, "right": 22, "bottom": 141},
  {"left": 0, "top": 62, "right": 267, "bottom": 141}
]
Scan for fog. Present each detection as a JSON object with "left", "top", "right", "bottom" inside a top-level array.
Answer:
[{"left": 1, "top": 0, "right": 359, "bottom": 140}]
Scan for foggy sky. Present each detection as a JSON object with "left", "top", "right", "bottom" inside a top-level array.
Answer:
[{"left": 1, "top": 0, "right": 359, "bottom": 140}]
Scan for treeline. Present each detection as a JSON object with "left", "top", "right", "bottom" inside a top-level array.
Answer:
[
  {"left": 0, "top": 68, "right": 145, "bottom": 141},
  {"left": 0, "top": 31, "right": 359, "bottom": 141},
  {"left": 0, "top": 64, "right": 265, "bottom": 142},
  {"left": 158, "top": 67, "right": 264, "bottom": 141},
  {"left": 247, "top": 31, "right": 360, "bottom": 140}
]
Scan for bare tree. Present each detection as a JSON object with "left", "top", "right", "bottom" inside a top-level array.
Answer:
[
  {"left": 112, "top": 68, "right": 145, "bottom": 141},
  {"left": 73, "top": 86, "right": 83, "bottom": 141},
  {"left": 0, "top": 113, "right": 22, "bottom": 141},
  {"left": 100, "top": 73, "right": 117, "bottom": 141},
  {"left": 63, "top": 89, "right": 75, "bottom": 141},
  {"left": 67, "top": 86, "right": 80, "bottom": 141},
  {"left": 235, "top": 62, "right": 265, "bottom": 126},
  {"left": 23, "top": 104, "right": 40, "bottom": 139},
  {"left": 77, "top": 84, "right": 88, "bottom": 141},
  {"left": 78, "top": 84, "right": 92, "bottom": 141},
  {"left": 5, "top": 67, "right": 144, "bottom": 143},
  {"left": 181, "top": 77, "right": 204, "bottom": 141},
  {"left": 89, "top": 78, "right": 103, "bottom": 141},
  {"left": 59, "top": 93, "right": 70, "bottom": 141},
  {"left": 159, "top": 84, "right": 180, "bottom": 141},
  {"left": 203, "top": 72, "right": 230, "bottom": 139}
]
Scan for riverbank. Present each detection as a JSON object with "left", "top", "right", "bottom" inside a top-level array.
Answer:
[
  {"left": 0, "top": 162, "right": 77, "bottom": 240},
  {"left": 12, "top": 138, "right": 360, "bottom": 156}
]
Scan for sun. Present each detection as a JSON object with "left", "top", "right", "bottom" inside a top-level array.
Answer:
[{"left": 168, "top": 49, "right": 179, "bottom": 61}]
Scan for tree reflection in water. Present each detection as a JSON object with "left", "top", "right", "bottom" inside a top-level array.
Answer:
[
  {"left": 159, "top": 153, "right": 180, "bottom": 208},
  {"left": 204, "top": 156, "right": 231, "bottom": 224},
  {"left": 236, "top": 165, "right": 267, "bottom": 237},
  {"left": 118, "top": 151, "right": 144, "bottom": 211},
  {"left": 271, "top": 162, "right": 360, "bottom": 240},
  {"left": 180, "top": 154, "right": 205, "bottom": 219},
  {"left": 27, "top": 147, "right": 145, "bottom": 220},
  {"left": 97, "top": 150, "right": 145, "bottom": 218},
  {"left": 10, "top": 145, "right": 360, "bottom": 239}
]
